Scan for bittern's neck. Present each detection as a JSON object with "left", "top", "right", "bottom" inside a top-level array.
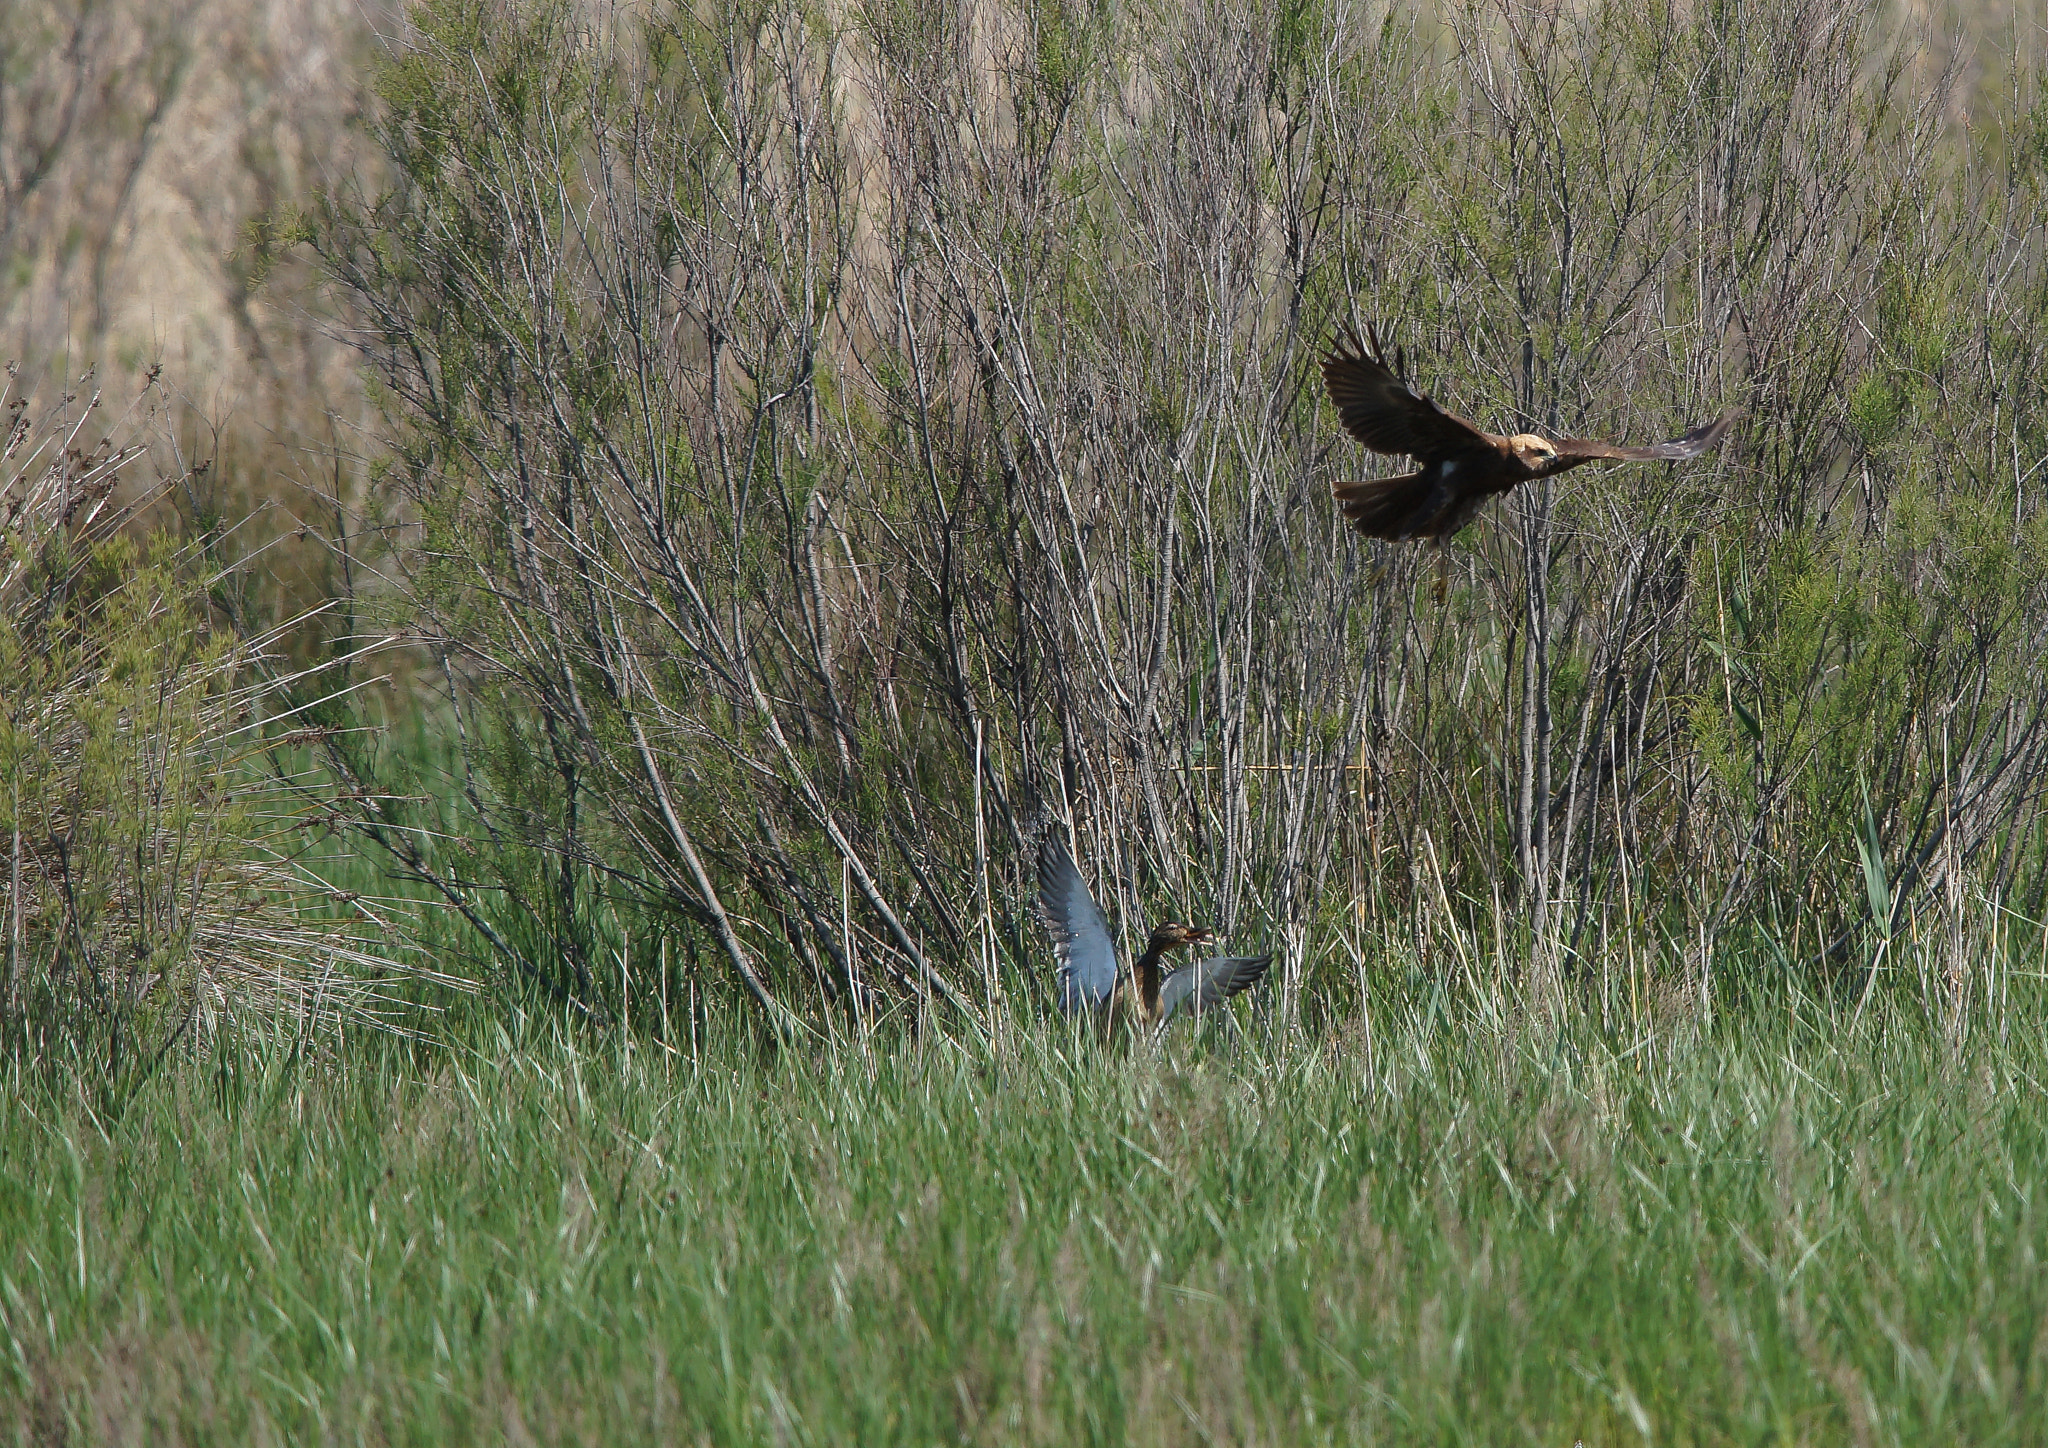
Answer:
[{"left": 1132, "top": 941, "right": 1170, "bottom": 1021}]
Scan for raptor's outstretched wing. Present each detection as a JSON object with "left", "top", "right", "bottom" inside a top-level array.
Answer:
[
  {"left": 1319, "top": 324, "right": 1492, "bottom": 463},
  {"left": 1038, "top": 834, "right": 1120, "bottom": 1014},
  {"left": 1550, "top": 414, "right": 1738, "bottom": 466}
]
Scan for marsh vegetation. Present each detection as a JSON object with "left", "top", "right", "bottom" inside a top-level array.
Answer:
[{"left": 7, "top": 0, "right": 2048, "bottom": 1438}]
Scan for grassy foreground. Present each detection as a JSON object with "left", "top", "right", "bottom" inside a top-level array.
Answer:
[{"left": 4, "top": 971, "right": 2048, "bottom": 1445}]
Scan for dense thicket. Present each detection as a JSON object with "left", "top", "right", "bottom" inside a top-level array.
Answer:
[{"left": 306, "top": 0, "right": 2048, "bottom": 1027}]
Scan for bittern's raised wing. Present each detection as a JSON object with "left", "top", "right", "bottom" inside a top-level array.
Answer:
[
  {"left": 1038, "top": 834, "right": 1118, "bottom": 1015},
  {"left": 1156, "top": 953, "right": 1273, "bottom": 1024}
]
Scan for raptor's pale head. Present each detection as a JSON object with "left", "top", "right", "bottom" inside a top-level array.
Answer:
[{"left": 1506, "top": 433, "right": 1560, "bottom": 469}]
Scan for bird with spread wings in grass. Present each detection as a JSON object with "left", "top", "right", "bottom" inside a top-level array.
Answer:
[
  {"left": 1037, "top": 835, "right": 1270, "bottom": 1030},
  {"left": 1319, "top": 323, "right": 1735, "bottom": 543}
]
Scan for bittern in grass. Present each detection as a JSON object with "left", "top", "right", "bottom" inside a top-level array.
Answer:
[{"left": 1037, "top": 834, "right": 1270, "bottom": 1029}]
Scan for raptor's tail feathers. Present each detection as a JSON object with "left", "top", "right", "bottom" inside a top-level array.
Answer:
[{"left": 1332, "top": 472, "right": 1431, "bottom": 541}]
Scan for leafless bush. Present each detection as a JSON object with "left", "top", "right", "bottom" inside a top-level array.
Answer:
[{"left": 312, "top": 0, "right": 2048, "bottom": 1028}]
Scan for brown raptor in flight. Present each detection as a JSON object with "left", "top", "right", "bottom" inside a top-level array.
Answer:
[{"left": 1320, "top": 324, "right": 1735, "bottom": 542}]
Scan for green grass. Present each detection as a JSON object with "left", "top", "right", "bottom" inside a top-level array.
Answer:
[{"left": 5, "top": 968, "right": 2048, "bottom": 1445}]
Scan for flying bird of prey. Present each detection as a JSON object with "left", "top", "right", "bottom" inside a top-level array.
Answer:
[
  {"left": 1320, "top": 323, "right": 1735, "bottom": 542},
  {"left": 1038, "top": 835, "right": 1270, "bottom": 1029}
]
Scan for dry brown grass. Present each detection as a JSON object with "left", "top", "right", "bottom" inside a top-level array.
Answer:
[{"left": 3, "top": 0, "right": 395, "bottom": 638}]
